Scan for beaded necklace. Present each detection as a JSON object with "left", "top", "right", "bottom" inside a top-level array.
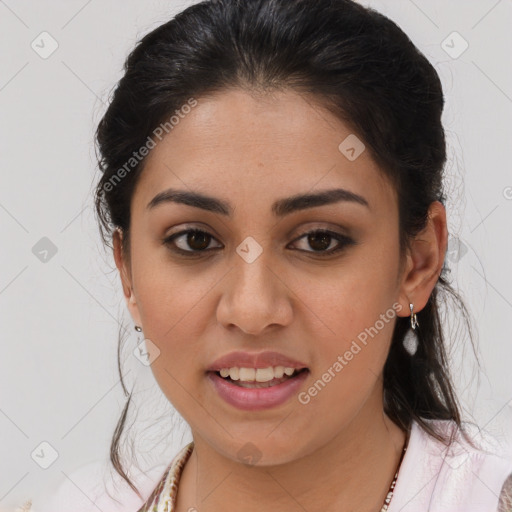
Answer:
[{"left": 141, "top": 427, "right": 410, "bottom": 512}]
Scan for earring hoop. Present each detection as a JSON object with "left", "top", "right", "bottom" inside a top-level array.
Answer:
[
  {"left": 134, "top": 325, "right": 142, "bottom": 332},
  {"left": 409, "top": 303, "right": 419, "bottom": 330}
]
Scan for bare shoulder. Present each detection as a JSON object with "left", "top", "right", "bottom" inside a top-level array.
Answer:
[{"left": 498, "top": 472, "right": 512, "bottom": 512}]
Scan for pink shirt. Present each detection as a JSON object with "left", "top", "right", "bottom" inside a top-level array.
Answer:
[{"left": 387, "top": 419, "right": 512, "bottom": 511}]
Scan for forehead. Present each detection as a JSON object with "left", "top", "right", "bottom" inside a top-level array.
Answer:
[{"left": 133, "top": 88, "right": 396, "bottom": 216}]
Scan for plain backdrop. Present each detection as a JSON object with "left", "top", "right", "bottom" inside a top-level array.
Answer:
[{"left": 1, "top": 0, "right": 511, "bottom": 509}]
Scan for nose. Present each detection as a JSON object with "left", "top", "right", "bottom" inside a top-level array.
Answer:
[{"left": 216, "top": 250, "right": 293, "bottom": 336}]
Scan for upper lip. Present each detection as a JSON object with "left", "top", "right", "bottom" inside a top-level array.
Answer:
[{"left": 206, "top": 351, "right": 309, "bottom": 372}]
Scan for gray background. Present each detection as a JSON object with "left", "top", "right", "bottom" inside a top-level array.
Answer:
[{"left": 1, "top": 0, "right": 511, "bottom": 509}]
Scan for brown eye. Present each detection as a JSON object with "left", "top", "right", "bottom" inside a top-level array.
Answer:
[
  {"left": 164, "top": 229, "right": 222, "bottom": 255},
  {"left": 307, "top": 231, "right": 332, "bottom": 252},
  {"left": 290, "top": 229, "right": 355, "bottom": 256},
  {"left": 184, "top": 230, "right": 210, "bottom": 250}
]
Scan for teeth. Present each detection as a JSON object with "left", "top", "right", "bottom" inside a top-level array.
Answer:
[{"left": 218, "top": 366, "right": 300, "bottom": 382}]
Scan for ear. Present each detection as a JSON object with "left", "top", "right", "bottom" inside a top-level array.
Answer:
[
  {"left": 113, "top": 228, "right": 142, "bottom": 327},
  {"left": 396, "top": 201, "right": 448, "bottom": 318}
]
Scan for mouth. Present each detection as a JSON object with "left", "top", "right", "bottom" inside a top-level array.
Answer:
[
  {"left": 209, "top": 368, "right": 309, "bottom": 388},
  {"left": 206, "top": 368, "right": 310, "bottom": 411}
]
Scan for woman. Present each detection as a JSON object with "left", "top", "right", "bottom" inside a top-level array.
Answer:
[{"left": 41, "top": 0, "right": 512, "bottom": 510}]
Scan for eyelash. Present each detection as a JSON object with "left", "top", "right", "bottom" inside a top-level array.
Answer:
[{"left": 163, "top": 228, "right": 355, "bottom": 258}]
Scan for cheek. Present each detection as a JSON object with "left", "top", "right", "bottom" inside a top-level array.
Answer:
[
  {"left": 292, "top": 251, "right": 398, "bottom": 339},
  {"left": 302, "top": 304, "right": 395, "bottom": 423},
  {"left": 138, "top": 277, "right": 209, "bottom": 410},
  {"left": 132, "top": 244, "right": 214, "bottom": 335},
  {"left": 295, "top": 258, "right": 398, "bottom": 397},
  {"left": 132, "top": 262, "right": 215, "bottom": 388}
]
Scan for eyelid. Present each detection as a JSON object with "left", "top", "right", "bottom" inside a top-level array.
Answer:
[{"left": 288, "top": 221, "right": 353, "bottom": 240}]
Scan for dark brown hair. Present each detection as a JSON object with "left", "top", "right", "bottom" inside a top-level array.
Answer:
[{"left": 94, "top": 0, "right": 479, "bottom": 498}]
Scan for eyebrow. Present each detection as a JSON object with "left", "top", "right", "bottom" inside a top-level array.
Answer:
[{"left": 146, "top": 187, "right": 369, "bottom": 217}]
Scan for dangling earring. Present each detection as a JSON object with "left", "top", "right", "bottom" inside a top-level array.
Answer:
[
  {"left": 403, "top": 303, "right": 419, "bottom": 356},
  {"left": 409, "top": 303, "right": 419, "bottom": 330},
  {"left": 134, "top": 325, "right": 142, "bottom": 332}
]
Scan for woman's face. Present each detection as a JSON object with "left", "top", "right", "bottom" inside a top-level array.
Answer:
[{"left": 115, "top": 88, "right": 413, "bottom": 464}]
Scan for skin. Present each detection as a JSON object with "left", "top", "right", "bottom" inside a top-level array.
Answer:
[{"left": 113, "top": 88, "right": 448, "bottom": 512}]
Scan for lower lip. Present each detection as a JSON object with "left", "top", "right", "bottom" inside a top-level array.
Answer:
[{"left": 207, "top": 370, "right": 309, "bottom": 411}]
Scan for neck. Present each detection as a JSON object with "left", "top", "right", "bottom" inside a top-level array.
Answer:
[{"left": 175, "top": 390, "right": 407, "bottom": 512}]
